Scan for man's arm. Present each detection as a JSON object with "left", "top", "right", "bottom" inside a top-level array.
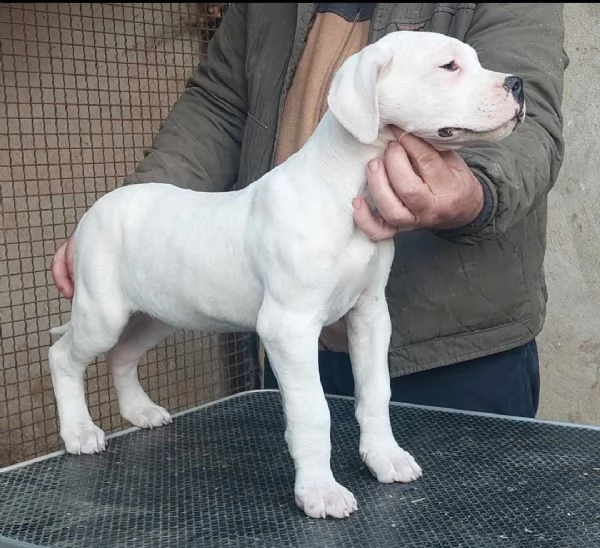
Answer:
[
  {"left": 124, "top": 3, "right": 249, "bottom": 192},
  {"left": 446, "top": 3, "right": 569, "bottom": 243}
]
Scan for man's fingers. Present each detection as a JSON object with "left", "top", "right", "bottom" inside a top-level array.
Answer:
[
  {"left": 391, "top": 129, "right": 451, "bottom": 190},
  {"left": 391, "top": 128, "right": 437, "bottom": 165},
  {"left": 384, "top": 142, "right": 433, "bottom": 216},
  {"left": 353, "top": 197, "right": 399, "bottom": 242},
  {"left": 66, "top": 237, "right": 74, "bottom": 283},
  {"left": 51, "top": 238, "right": 74, "bottom": 300},
  {"left": 366, "top": 158, "right": 418, "bottom": 228}
]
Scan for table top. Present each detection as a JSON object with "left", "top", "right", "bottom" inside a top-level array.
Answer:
[{"left": 1, "top": 389, "right": 599, "bottom": 548}]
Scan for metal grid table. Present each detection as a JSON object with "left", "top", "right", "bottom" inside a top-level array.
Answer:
[{"left": 1, "top": 390, "right": 599, "bottom": 548}]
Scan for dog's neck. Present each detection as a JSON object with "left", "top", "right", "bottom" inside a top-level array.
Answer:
[{"left": 291, "top": 111, "right": 395, "bottom": 203}]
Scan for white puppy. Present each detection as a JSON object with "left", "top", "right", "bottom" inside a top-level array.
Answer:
[{"left": 48, "top": 31, "right": 524, "bottom": 519}]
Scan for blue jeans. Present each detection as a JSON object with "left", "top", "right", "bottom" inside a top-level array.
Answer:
[{"left": 263, "top": 340, "right": 540, "bottom": 418}]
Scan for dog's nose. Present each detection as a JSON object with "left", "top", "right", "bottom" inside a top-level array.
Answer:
[{"left": 504, "top": 76, "right": 524, "bottom": 108}]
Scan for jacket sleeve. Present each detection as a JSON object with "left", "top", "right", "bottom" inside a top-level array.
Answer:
[
  {"left": 438, "top": 3, "right": 569, "bottom": 244},
  {"left": 123, "top": 3, "right": 248, "bottom": 192}
]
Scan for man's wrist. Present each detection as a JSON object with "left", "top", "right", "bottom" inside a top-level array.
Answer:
[{"left": 437, "top": 179, "right": 495, "bottom": 238}]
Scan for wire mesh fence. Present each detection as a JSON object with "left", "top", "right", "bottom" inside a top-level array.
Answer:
[{"left": 0, "top": 2, "right": 257, "bottom": 468}]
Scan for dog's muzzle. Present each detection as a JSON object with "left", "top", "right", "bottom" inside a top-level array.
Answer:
[{"left": 437, "top": 75, "right": 525, "bottom": 139}]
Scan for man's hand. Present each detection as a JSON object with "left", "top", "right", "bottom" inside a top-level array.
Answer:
[
  {"left": 353, "top": 128, "right": 485, "bottom": 241},
  {"left": 51, "top": 237, "right": 75, "bottom": 300}
]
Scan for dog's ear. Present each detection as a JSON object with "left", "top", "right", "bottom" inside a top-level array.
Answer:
[{"left": 327, "top": 44, "right": 394, "bottom": 144}]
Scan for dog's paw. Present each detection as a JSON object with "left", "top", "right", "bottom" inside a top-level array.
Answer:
[
  {"left": 295, "top": 477, "right": 358, "bottom": 519},
  {"left": 62, "top": 423, "right": 106, "bottom": 455},
  {"left": 361, "top": 443, "right": 422, "bottom": 484},
  {"left": 122, "top": 404, "right": 172, "bottom": 429}
]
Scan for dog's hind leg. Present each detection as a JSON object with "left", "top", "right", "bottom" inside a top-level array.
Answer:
[
  {"left": 106, "top": 313, "right": 176, "bottom": 429},
  {"left": 49, "top": 302, "right": 130, "bottom": 455}
]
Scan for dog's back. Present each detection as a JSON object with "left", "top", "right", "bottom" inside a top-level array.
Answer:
[{"left": 69, "top": 182, "right": 264, "bottom": 332}]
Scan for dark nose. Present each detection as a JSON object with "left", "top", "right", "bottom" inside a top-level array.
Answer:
[{"left": 504, "top": 76, "right": 524, "bottom": 108}]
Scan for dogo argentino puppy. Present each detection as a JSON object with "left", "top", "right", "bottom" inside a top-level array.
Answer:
[{"left": 49, "top": 30, "right": 525, "bottom": 519}]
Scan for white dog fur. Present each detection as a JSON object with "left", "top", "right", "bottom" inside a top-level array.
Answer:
[{"left": 49, "top": 31, "right": 524, "bottom": 519}]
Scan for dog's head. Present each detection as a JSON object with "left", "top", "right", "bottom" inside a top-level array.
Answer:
[{"left": 327, "top": 31, "right": 525, "bottom": 149}]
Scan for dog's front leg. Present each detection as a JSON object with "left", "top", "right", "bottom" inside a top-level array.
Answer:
[
  {"left": 346, "top": 293, "right": 422, "bottom": 484},
  {"left": 257, "top": 302, "right": 358, "bottom": 519}
]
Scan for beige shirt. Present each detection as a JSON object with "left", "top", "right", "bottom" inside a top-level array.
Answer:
[{"left": 274, "top": 12, "right": 370, "bottom": 166}]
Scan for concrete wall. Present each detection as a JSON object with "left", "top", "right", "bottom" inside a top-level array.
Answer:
[{"left": 537, "top": 3, "right": 600, "bottom": 425}]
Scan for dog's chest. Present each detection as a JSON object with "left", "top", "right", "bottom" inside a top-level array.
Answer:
[{"left": 324, "top": 234, "right": 389, "bottom": 323}]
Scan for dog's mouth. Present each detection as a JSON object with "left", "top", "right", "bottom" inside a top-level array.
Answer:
[{"left": 437, "top": 108, "right": 525, "bottom": 141}]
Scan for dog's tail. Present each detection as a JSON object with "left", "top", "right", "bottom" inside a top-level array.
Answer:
[{"left": 49, "top": 322, "right": 70, "bottom": 337}]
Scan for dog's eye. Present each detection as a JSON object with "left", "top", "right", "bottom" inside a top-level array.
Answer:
[{"left": 440, "top": 60, "right": 459, "bottom": 72}]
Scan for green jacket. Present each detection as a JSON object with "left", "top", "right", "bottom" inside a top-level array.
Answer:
[{"left": 125, "top": 3, "right": 568, "bottom": 377}]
